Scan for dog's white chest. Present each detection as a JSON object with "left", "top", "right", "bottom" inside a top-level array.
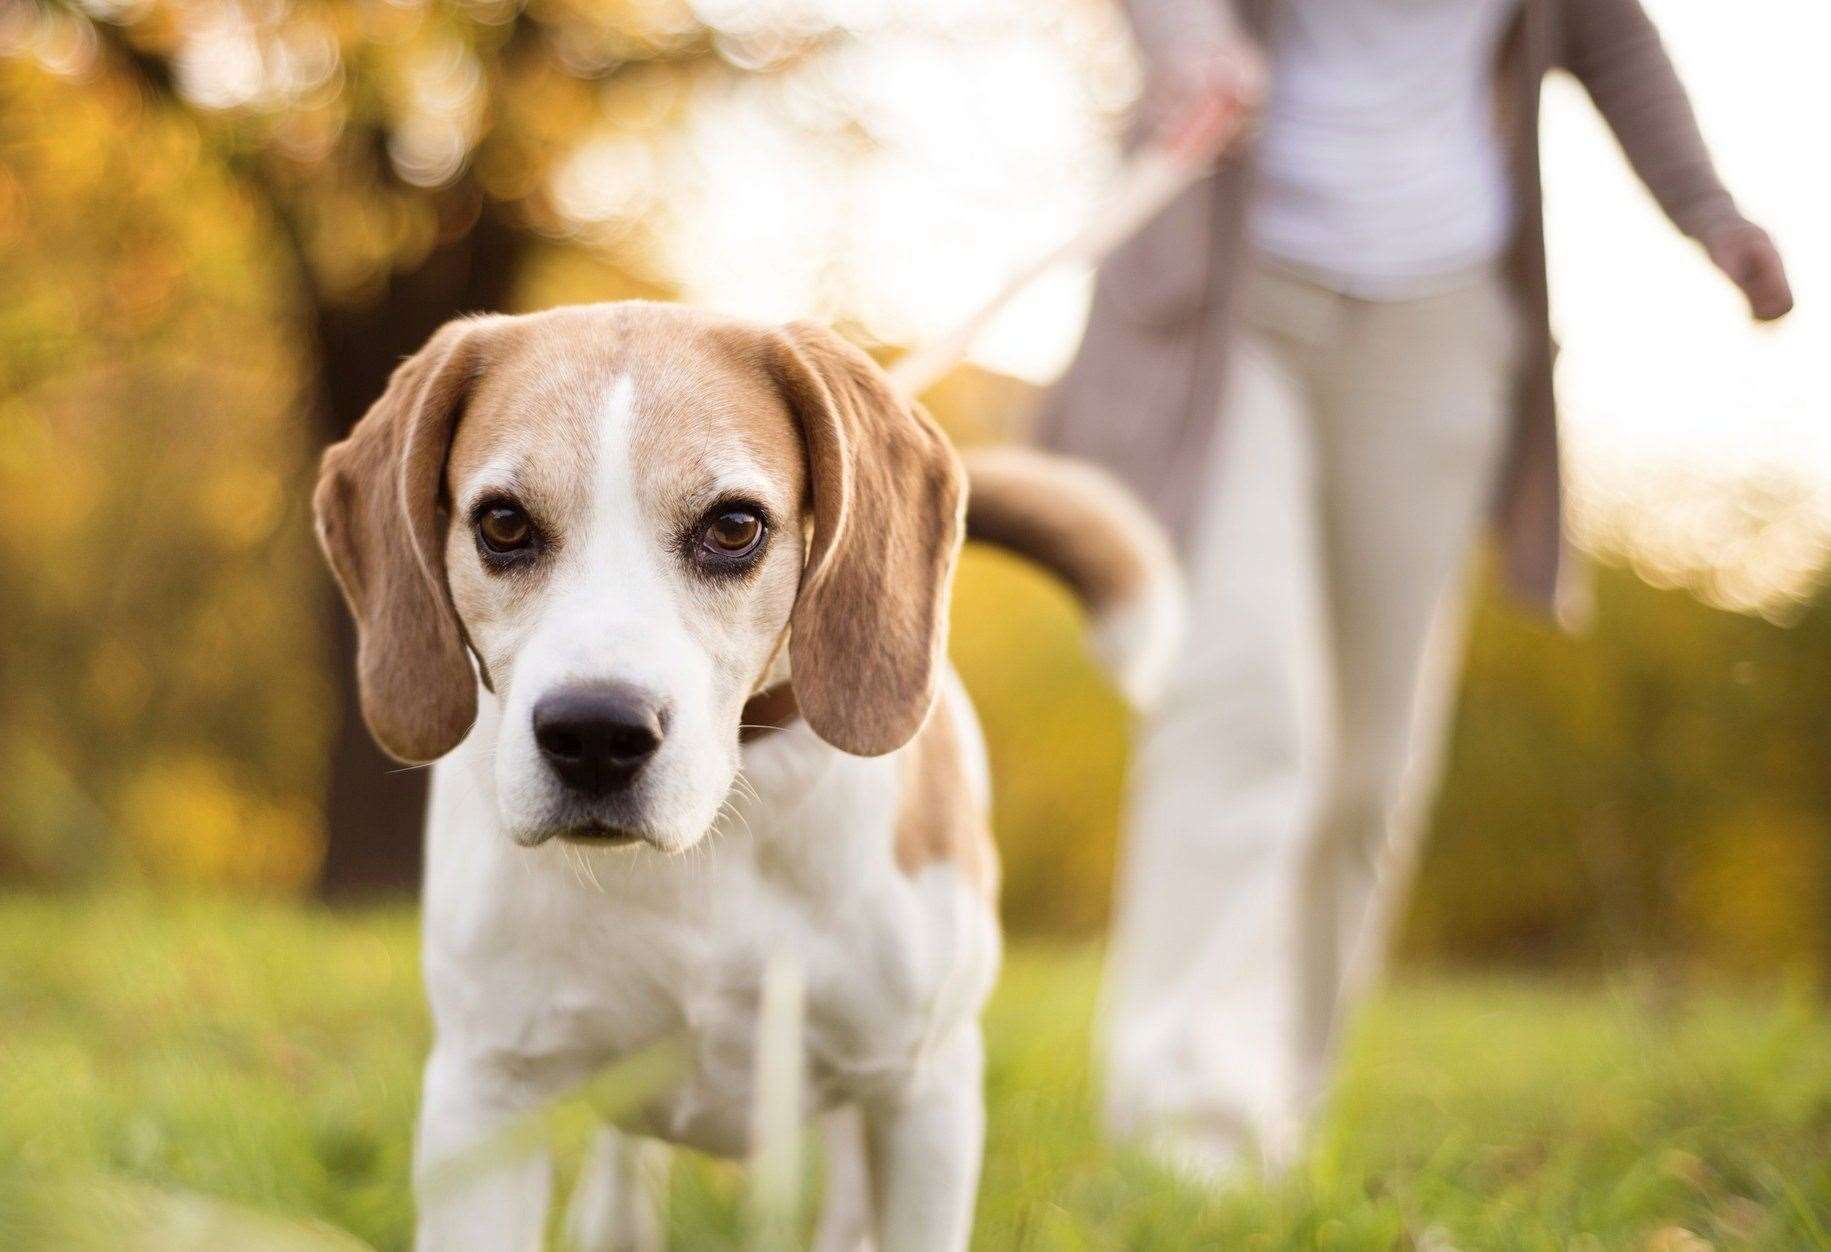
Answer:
[{"left": 421, "top": 724, "right": 997, "bottom": 1158}]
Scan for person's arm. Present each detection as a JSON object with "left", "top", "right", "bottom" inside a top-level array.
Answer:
[
  {"left": 1121, "top": 0, "right": 1237, "bottom": 75},
  {"left": 1121, "top": 0, "right": 1265, "bottom": 143},
  {"left": 1561, "top": 0, "right": 1793, "bottom": 320}
]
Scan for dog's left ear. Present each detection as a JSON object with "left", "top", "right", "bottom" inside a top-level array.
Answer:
[{"left": 768, "top": 321, "right": 966, "bottom": 757}]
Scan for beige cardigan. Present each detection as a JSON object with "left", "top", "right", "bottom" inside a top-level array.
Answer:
[{"left": 1036, "top": 0, "right": 1752, "bottom": 610}]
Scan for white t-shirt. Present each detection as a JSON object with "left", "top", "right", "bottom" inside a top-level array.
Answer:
[{"left": 1249, "top": 0, "right": 1523, "bottom": 299}]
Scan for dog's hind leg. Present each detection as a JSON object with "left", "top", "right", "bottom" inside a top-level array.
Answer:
[
  {"left": 812, "top": 1105, "right": 874, "bottom": 1252},
  {"left": 563, "top": 1126, "right": 670, "bottom": 1252}
]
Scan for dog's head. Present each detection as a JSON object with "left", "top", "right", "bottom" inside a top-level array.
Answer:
[{"left": 313, "top": 303, "right": 964, "bottom": 852}]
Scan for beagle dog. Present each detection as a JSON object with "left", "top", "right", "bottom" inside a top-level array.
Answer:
[{"left": 313, "top": 302, "right": 1181, "bottom": 1252}]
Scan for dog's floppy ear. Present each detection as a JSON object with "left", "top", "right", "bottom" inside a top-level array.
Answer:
[
  {"left": 769, "top": 321, "right": 966, "bottom": 757},
  {"left": 312, "top": 317, "right": 496, "bottom": 764}
]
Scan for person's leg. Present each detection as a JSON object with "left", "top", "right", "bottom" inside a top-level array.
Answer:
[
  {"left": 1289, "top": 272, "right": 1520, "bottom": 1123},
  {"left": 1102, "top": 269, "right": 1335, "bottom": 1174}
]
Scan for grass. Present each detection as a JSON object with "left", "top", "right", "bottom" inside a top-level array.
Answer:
[{"left": 1, "top": 894, "right": 1828, "bottom": 1250}]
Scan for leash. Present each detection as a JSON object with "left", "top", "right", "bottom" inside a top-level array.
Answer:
[{"left": 886, "top": 93, "right": 1249, "bottom": 401}]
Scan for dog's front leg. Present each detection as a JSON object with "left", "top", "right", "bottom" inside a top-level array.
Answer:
[
  {"left": 863, "top": 1029, "right": 986, "bottom": 1252},
  {"left": 413, "top": 1045, "right": 556, "bottom": 1252},
  {"left": 812, "top": 1104, "right": 874, "bottom": 1252}
]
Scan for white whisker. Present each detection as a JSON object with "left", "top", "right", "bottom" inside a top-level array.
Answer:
[{"left": 716, "top": 797, "right": 753, "bottom": 843}]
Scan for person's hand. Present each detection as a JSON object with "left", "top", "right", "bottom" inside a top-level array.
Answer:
[
  {"left": 1702, "top": 221, "right": 1794, "bottom": 322},
  {"left": 1146, "top": 35, "right": 1267, "bottom": 160}
]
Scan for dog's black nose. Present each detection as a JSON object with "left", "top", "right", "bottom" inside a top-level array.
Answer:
[{"left": 533, "top": 685, "right": 666, "bottom": 793}]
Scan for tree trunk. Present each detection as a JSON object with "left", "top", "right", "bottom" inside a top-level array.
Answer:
[{"left": 315, "top": 196, "right": 527, "bottom": 897}]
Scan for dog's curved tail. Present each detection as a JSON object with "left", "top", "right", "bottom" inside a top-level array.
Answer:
[{"left": 962, "top": 445, "right": 1186, "bottom": 709}]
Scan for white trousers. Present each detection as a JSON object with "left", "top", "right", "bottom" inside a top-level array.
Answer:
[{"left": 1102, "top": 259, "right": 1520, "bottom": 1170}]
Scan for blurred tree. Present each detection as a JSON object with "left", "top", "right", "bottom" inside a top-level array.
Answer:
[
  {"left": 0, "top": 56, "right": 330, "bottom": 890},
  {"left": 9, "top": 0, "right": 831, "bottom": 892}
]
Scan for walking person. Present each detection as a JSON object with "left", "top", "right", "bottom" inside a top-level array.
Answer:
[{"left": 1040, "top": 0, "right": 1794, "bottom": 1176}]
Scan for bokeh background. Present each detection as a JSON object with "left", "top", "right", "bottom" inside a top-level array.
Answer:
[
  {"left": 4, "top": 1, "right": 1831, "bottom": 1247},
  {"left": 3, "top": 0, "right": 1826, "bottom": 978}
]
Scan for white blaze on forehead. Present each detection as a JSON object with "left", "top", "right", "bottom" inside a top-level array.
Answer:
[
  {"left": 568, "top": 371, "right": 687, "bottom": 674},
  {"left": 590, "top": 373, "right": 640, "bottom": 541},
  {"left": 518, "top": 369, "right": 692, "bottom": 699}
]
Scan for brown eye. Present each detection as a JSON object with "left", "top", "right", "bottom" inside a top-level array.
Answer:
[
  {"left": 476, "top": 504, "right": 534, "bottom": 554},
  {"left": 700, "top": 508, "right": 765, "bottom": 560}
]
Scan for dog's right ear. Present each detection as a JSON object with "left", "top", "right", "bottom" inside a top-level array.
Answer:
[{"left": 312, "top": 317, "right": 497, "bottom": 764}]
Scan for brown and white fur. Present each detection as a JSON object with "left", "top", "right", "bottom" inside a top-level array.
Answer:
[{"left": 312, "top": 302, "right": 1181, "bottom": 1252}]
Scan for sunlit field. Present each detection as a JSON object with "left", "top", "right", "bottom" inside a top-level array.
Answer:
[{"left": 3, "top": 894, "right": 1828, "bottom": 1251}]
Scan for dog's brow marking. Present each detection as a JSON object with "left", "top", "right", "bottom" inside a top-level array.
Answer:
[
  {"left": 709, "top": 468, "right": 769, "bottom": 501},
  {"left": 463, "top": 454, "right": 527, "bottom": 511}
]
